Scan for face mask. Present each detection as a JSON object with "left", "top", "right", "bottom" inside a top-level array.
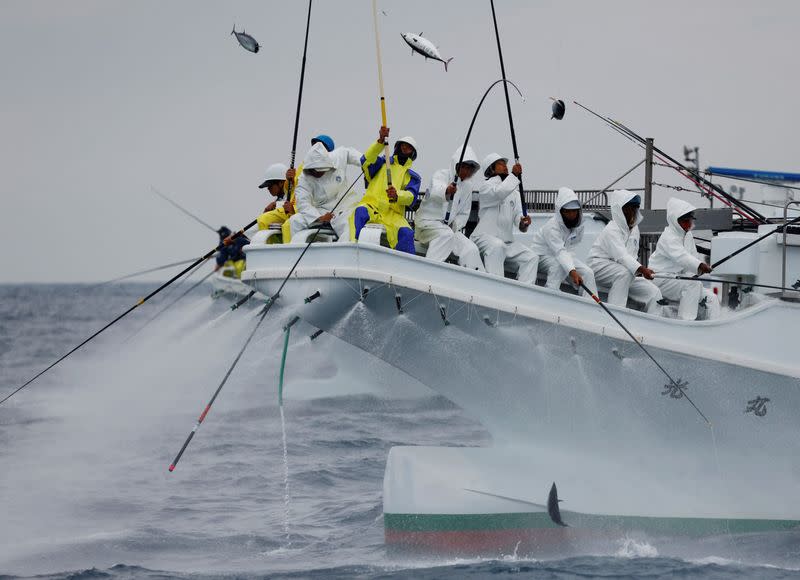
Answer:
[{"left": 561, "top": 210, "right": 581, "bottom": 229}]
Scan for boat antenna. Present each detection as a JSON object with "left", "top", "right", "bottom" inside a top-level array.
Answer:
[
  {"left": 371, "top": 0, "right": 393, "bottom": 188},
  {"left": 150, "top": 186, "right": 217, "bottom": 233},
  {"left": 443, "top": 78, "right": 524, "bottom": 224},
  {"left": 490, "top": 0, "right": 527, "bottom": 217},
  {"left": 578, "top": 282, "right": 711, "bottom": 426}
]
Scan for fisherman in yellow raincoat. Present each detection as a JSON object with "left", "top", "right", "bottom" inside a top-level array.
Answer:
[
  {"left": 350, "top": 126, "right": 421, "bottom": 254},
  {"left": 256, "top": 135, "right": 336, "bottom": 243}
]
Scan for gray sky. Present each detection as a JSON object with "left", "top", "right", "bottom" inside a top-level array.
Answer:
[{"left": 1, "top": 0, "right": 797, "bottom": 282}]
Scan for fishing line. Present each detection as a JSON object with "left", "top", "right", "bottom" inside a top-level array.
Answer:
[
  {"left": 96, "top": 257, "right": 201, "bottom": 286},
  {"left": 150, "top": 186, "right": 217, "bottom": 233},
  {"left": 579, "top": 282, "right": 711, "bottom": 426},
  {"left": 443, "top": 78, "right": 525, "bottom": 223},
  {"left": 0, "top": 224, "right": 254, "bottom": 408}
]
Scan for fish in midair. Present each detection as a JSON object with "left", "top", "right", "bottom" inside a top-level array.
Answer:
[
  {"left": 547, "top": 482, "right": 568, "bottom": 527},
  {"left": 231, "top": 25, "right": 260, "bottom": 54},
  {"left": 401, "top": 32, "right": 453, "bottom": 72},
  {"left": 551, "top": 98, "right": 566, "bottom": 120}
]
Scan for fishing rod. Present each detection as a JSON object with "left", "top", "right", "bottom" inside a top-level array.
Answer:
[
  {"left": 150, "top": 186, "right": 217, "bottom": 233},
  {"left": 97, "top": 257, "right": 201, "bottom": 285},
  {"left": 572, "top": 101, "right": 765, "bottom": 224},
  {"left": 489, "top": 0, "right": 527, "bottom": 217},
  {"left": 168, "top": 173, "right": 362, "bottom": 471},
  {"left": 371, "top": 0, "right": 392, "bottom": 187},
  {"left": 443, "top": 78, "right": 524, "bottom": 224},
  {"left": 286, "top": 0, "right": 313, "bottom": 201},
  {"left": 654, "top": 273, "right": 800, "bottom": 293},
  {"left": 578, "top": 282, "right": 710, "bottom": 425},
  {"left": 0, "top": 221, "right": 255, "bottom": 407}
]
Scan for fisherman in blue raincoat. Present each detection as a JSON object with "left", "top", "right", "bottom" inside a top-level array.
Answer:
[{"left": 215, "top": 226, "right": 250, "bottom": 278}]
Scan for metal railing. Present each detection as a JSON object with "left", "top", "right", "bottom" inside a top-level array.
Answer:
[{"left": 782, "top": 200, "right": 800, "bottom": 296}]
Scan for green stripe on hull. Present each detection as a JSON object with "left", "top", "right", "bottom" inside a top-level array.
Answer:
[{"left": 385, "top": 512, "right": 800, "bottom": 536}]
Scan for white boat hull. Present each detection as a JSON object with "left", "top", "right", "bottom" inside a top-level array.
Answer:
[{"left": 242, "top": 243, "right": 800, "bottom": 552}]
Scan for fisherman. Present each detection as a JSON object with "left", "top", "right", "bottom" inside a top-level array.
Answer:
[
  {"left": 648, "top": 198, "right": 720, "bottom": 320},
  {"left": 256, "top": 135, "right": 335, "bottom": 243},
  {"left": 350, "top": 126, "right": 421, "bottom": 254},
  {"left": 414, "top": 146, "right": 485, "bottom": 270},
  {"left": 588, "top": 190, "right": 662, "bottom": 313},
  {"left": 530, "top": 187, "right": 597, "bottom": 295},
  {"left": 288, "top": 140, "right": 363, "bottom": 242},
  {"left": 214, "top": 226, "right": 249, "bottom": 278},
  {"left": 469, "top": 153, "right": 537, "bottom": 282}
]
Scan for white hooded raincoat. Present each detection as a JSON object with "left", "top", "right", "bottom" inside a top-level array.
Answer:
[
  {"left": 529, "top": 187, "right": 597, "bottom": 295},
  {"left": 415, "top": 146, "right": 484, "bottom": 270},
  {"left": 588, "top": 190, "right": 662, "bottom": 312},
  {"left": 649, "top": 198, "right": 720, "bottom": 320},
  {"left": 470, "top": 157, "right": 538, "bottom": 283},
  {"left": 289, "top": 142, "right": 363, "bottom": 241}
]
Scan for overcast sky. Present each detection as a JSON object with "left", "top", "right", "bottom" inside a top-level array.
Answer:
[{"left": 1, "top": 0, "right": 797, "bottom": 282}]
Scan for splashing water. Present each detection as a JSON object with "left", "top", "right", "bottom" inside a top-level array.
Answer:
[{"left": 279, "top": 403, "right": 291, "bottom": 546}]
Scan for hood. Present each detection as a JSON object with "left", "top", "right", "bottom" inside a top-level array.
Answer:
[
  {"left": 451, "top": 145, "right": 480, "bottom": 178},
  {"left": 482, "top": 152, "right": 508, "bottom": 178},
  {"left": 302, "top": 142, "right": 335, "bottom": 171},
  {"left": 610, "top": 189, "right": 643, "bottom": 232},
  {"left": 555, "top": 187, "right": 582, "bottom": 228},
  {"left": 666, "top": 197, "right": 696, "bottom": 233}
]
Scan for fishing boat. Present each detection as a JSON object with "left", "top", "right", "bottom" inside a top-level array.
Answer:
[{"left": 239, "top": 204, "right": 800, "bottom": 556}]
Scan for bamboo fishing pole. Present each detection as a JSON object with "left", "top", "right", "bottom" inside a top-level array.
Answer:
[
  {"left": 489, "top": 0, "right": 527, "bottom": 216},
  {"left": 371, "top": 0, "right": 392, "bottom": 188}
]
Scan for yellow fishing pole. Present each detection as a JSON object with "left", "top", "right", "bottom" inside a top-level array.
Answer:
[{"left": 371, "top": 0, "right": 392, "bottom": 187}]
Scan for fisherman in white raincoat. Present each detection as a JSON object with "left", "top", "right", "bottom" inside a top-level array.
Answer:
[
  {"left": 648, "top": 198, "right": 721, "bottom": 320},
  {"left": 288, "top": 141, "right": 363, "bottom": 242},
  {"left": 415, "top": 146, "right": 485, "bottom": 270},
  {"left": 530, "top": 187, "right": 597, "bottom": 295},
  {"left": 469, "top": 153, "right": 537, "bottom": 283},
  {"left": 588, "top": 190, "right": 662, "bottom": 313}
]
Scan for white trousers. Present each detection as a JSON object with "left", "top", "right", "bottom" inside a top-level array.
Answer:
[
  {"left": 471, "top": 234, "right": 538, "bottom": 284},
  {"left": 538, "top": 255, "right": 597, "bottom": 296},
  {"left": 654, "top": 277, "right": 721, "bottom": 320},
  {"left": 416, "top": 220, "right": 485, "bottom": 271},
  {"left": 592, "top": 260, "right": 662, "bottom": 313},
  {"left": 288, "top": 211, "right": 349, "bottom": 243}
]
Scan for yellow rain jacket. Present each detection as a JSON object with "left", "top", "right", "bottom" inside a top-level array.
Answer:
[
  {"left": 256, "top": 164, "right": 303, "bottom": 243},
  {"left": 349, "top": 141, "right": 421, "bottom": 248}
]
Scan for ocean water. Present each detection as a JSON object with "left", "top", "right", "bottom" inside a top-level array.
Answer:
[{"left": 0, "top": 282, "right": 798, "bottom": 579}]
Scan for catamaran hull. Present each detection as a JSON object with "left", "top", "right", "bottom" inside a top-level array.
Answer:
[{"left": 242, "top": 243, "right": 800, "bottom": 553}]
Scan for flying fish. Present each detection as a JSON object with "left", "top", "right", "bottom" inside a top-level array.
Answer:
[
  {"left": 231, "top": 25, "right": 260, "bottom": 54},
  {"left": 401, "top": 32, "right": 453, "bottom": 72}
]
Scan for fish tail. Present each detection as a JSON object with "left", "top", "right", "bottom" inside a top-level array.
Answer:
[{"left": 444, "top": 57, "right": 453, "bottom": 72}]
